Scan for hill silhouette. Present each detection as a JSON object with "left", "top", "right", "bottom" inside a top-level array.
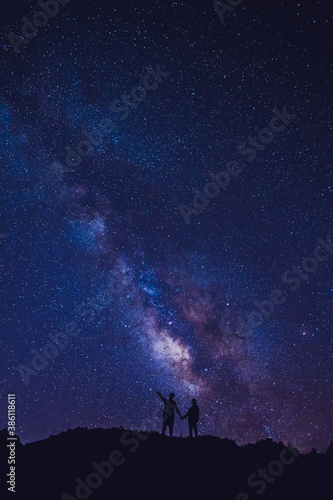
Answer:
[{"left": 1, "top": 427, "right": 332, "bottom": 499}]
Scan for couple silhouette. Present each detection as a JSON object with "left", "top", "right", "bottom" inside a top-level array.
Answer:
[{"left": 156, "top": 391, "right": 199, "bottom": 438}]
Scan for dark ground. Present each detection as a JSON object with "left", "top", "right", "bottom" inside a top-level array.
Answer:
[{"left": 1, "top": 427, "right": 333, "bottom": 499}]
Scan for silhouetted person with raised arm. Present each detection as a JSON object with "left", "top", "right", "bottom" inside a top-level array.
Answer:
[
  {"left": 181, "top": 399, "right": 199, "bottom": 437},
  {"left": 156, "top": 391, "right": 181, "bottom": 437}
]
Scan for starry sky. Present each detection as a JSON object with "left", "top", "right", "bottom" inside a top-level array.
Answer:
[{"left": 0, "top": 0, "right": 332, "bottom": 452}]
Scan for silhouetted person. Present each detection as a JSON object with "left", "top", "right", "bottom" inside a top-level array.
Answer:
[
  {"left": 181, "top": 399, "right": 199, "bottom": 437},
  {"left": 156, "top": 391, "right": 181, "bottom": 437}
]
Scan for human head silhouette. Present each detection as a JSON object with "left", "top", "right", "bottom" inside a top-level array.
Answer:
[
  {"left": 169, "top": 392, "right": 175, "bottom": 400},
  {"left": 192, "top": 398, "right": 197, "bottom": 405}
]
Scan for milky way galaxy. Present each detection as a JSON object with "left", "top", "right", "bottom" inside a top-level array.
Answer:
[{"left": 0, "top": 0, "right": 332, "bottom": 453}]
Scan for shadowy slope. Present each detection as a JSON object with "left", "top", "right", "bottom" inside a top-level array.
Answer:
[{"left": 1, "top": 427, "right": 332, "bottom": 499}]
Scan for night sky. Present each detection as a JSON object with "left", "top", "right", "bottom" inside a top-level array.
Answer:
[{"left": 1, "top": 0, "right": 332, "bottom": 453}]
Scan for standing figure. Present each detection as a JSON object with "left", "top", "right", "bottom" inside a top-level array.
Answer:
[
  {"left": 156, "top": 390, "right": 182, "bottom": 437},
  {"left": 181, "top": 399, "right": 199, "bottom": 437}
]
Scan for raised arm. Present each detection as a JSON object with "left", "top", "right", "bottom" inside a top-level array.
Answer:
[{"left": 156, "top": 391, "right": 166, "bottom": 403}]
